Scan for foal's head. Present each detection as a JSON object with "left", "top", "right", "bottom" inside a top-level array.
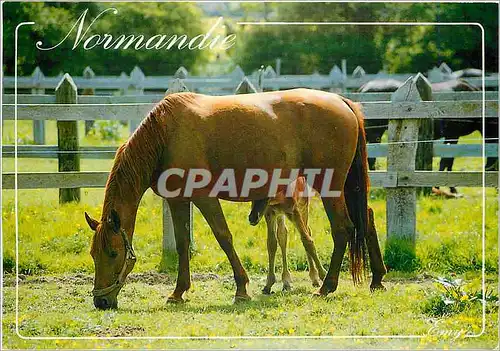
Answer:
[
  {"left": 248, "top": 198, "right": 270, "bottom": 226},
  {"left": 85, "top": 210, "right": 135, "bottom": 310}
]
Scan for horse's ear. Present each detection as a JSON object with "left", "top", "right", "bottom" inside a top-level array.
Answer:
[
  {"left": 108, "top": 209, "right": 121, "bottom": 233},
  {"left": 84, "top": 212, "right": 99, "bottom": 231}
]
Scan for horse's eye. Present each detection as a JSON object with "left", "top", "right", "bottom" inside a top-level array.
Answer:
[{"left": 109, "top": 250, "right": 118, "bottom": 258}]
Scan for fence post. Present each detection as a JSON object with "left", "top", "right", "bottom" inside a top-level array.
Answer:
[
  {"left": 161, "top": 79, "right": 192, "bottom": 263},
  {"left": 128, "top": 66, "right": 145, "bottom": 134},
  {"left": 428, "top": 66, "right": 445, "bottom": 83},
  {"left": 174, "top": 66, "right": 189, "bottom": 79},
  {"left": 82, "top": 66, "right": 95, "bottom": 135},
  {"left": 119, "top": 71, "right": 128, "bottom": 95},
  {"left": 352, "top": 65, "right": 366, "bottom": 78},
  {"left": 55, "top": 74, "right": 80, "bottom": 203},
  {"left": 386, "top": 76, "right": 421, "bottom": 262},
  {"left": 31, "top": 67, "right": 45, "bottom": 144},
  {"left": 439, "top": 62, "right": 453, "bottom": 75},
  {"left": 341, "top": 59, "right": 347, "bottom": 80},
  {"left": 264, "top": 65, "right": 277, "bottom": 91},
  {"left": 275, "top": 58, "right": 281, "bottom": 76},
  {"left": 226, "top": 65, "right": 246, "bottom": 92},
  {"left": 257, "top": 65, "right": 265, "bottom": 92},
  {"left": 329, "top": 65, "right": 344, "bottom": 93},
  {"left": 235, "top": 77, "right": 258, "bottom": 94},
  {"left": 414, "top": 73, "right": 433, "bottom": 196}
]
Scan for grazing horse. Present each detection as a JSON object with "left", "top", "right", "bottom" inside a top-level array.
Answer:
[
  {"left": 249, "top": 177, "right": 384, "bottom": 294},
  {"left": 84, "top": 89, "right": 381, "bottom": 309},
  {"left": 359, "top": 78, "right": 498, "bottom": 194}
]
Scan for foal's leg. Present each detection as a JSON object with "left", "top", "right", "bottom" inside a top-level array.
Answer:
[
  {"left": 315, "top": 195, "right": 354, "bottom": 296},
  {"left": 166, "top": 199, "right": 192, "bottom": 303},
  {"left": 193, "top": 197, "right": 251, "bottom": 301},
  {"left": 286, "top": 202, "right": 326, "bottom": 287},
  {"left": 262, "top": 211, "right": 278, "bottom": 295},
  {"left": 276, "top": 214, "right": 292, "bottom": 291},
  {"left": 365, "top": 208, "right": 386, "bottom": 291}
]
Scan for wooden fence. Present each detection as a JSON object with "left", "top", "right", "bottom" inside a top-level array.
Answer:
[
  {"left": 4, "top": 61, "right": 498, "bottom": 145},
  {"left": 2, "top": 72, "right": 498, "bottom": 258}
]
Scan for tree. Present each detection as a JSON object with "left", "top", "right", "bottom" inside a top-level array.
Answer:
[
  {"left": 234, "top": 2, "right": 388, "bottom": 75},
  {"left": 233, "top": 2, "right": 498, "bottom": 75},
  {"left": 2, "top": 2, "right": 210, "bottom": 76},
  {"left": 380, "top": 3, "right": 498, "bottom": 72}
]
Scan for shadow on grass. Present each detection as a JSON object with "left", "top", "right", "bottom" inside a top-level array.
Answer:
[{"left": 119, "top": 286, "right": 322, "bottom": 314}]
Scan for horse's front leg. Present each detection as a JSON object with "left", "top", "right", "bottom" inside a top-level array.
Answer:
[
  {"left": 193, "top": 197, "right": 251, "bottom": 302},
  {"left": 166, "top": 199, "right": 192, "bottom": 303}
]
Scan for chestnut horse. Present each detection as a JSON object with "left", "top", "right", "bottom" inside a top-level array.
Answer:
[{"left": 84, "top": 88, "right": 382, "bottom": 309}]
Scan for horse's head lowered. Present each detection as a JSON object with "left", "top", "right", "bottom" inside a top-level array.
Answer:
[{"left": 85, "top": 210, "right": 136, "bottom": 310}]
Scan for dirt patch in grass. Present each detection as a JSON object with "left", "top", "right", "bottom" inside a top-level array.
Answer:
[{"left": 82, "top": 325, "right": 146, "bottom": 337}]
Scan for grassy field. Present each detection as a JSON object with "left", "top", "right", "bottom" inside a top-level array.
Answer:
[{"left": 2, "top": 121, "right": 499, "bottom": 349}]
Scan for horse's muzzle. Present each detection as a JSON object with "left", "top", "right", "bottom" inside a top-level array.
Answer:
[{"left": 94, "top": 296, "right": 118, "bottom": 310}]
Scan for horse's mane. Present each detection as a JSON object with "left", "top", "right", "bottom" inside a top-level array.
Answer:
[{"left": 96, "top": 94, "right": 194, "bottom": 250}]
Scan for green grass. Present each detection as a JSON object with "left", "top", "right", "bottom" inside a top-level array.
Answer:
[
  {"left": 2, "top": 124, "right": 498, "bottom": 348},
  {"left": 2, "top": 273, "right": 498, "bottom": 349}
]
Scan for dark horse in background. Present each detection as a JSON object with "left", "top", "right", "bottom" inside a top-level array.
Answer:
[{"left": 360, "top": 76, "right": 498, "bottom": 195}]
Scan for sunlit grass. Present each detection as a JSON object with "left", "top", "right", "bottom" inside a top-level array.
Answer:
[
  {"left": 2, "top": 272, "right": 497, "bottom": 349},
  {"left": 2, "top": 115, "right": 498, "bottom": 348}
]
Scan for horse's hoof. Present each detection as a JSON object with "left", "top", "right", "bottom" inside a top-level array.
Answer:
[
  {"left": 312, "top": 280, "right": 321, "bottom": 288},
  {"left": 233, "top": 294, "right": 251, "bottom": 304},
  {"left": 314, "top": 281, "right": 336, "bottom": 296},
  {"left": 167, "top": 295, "right": 185, "bottom": 304},
  {"left": 262, "top": 287, "right": 274, "bottom": 295},
  {"left": 282, "top": 283, "right": 292, "bottom": 292},
  {"left": 312, "top": 290, "right": 325, "bottom": 298},
  {"left": 370, "top": 283, "right": 386, "bottom": 292}
]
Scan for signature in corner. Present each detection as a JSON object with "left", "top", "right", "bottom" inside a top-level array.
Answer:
[{"left": 427, "top": 319, "right": 471, "bottom": 341}]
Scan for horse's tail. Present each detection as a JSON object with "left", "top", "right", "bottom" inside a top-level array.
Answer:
[{"left": 341, "top": 97, "right": 369, "bottom": 284}]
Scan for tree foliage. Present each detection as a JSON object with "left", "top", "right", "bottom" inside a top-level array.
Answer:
[
  {"left": 3, "top": 2, "right": 498, "bottom": 77},
  {"left": 235, "top": 2, "right": 498, "bottom": 74},
  {"left": 2, "top": 2, "right": 209, "bottom": 76}
]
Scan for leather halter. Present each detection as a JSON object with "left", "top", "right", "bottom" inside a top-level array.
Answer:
[{"left": 92, "top": 228, "right": 136, "bottom": 297}]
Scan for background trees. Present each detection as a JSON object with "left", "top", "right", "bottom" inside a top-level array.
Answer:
[
  {"left": 2, "top": 2, "right": 209, "bottom": 76},
  {"left": 234, "top": 2, "right": 498, "bottom": 74},
  {"left": 3, "top": 2, "right": 498, "bottom": 76}
]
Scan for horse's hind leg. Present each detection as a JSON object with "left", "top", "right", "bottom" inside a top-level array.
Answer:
[
  {"left": 276, "top": 214, "right": 292, "bottom": 291},
  {"left": 262, "top": 211, "right": 278, "bottom": 295},
  {"left": 315, "top": 196, "right": 354, "bottom": 296},
  {"left": 166, "top": 199, "right": 192, "bottom": 303},
  {"left": 193, "top": 197, "right": 251, "bottom": 302},
  {"left": 365, "top": 208, "right": 386, "bottom": 291}
]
